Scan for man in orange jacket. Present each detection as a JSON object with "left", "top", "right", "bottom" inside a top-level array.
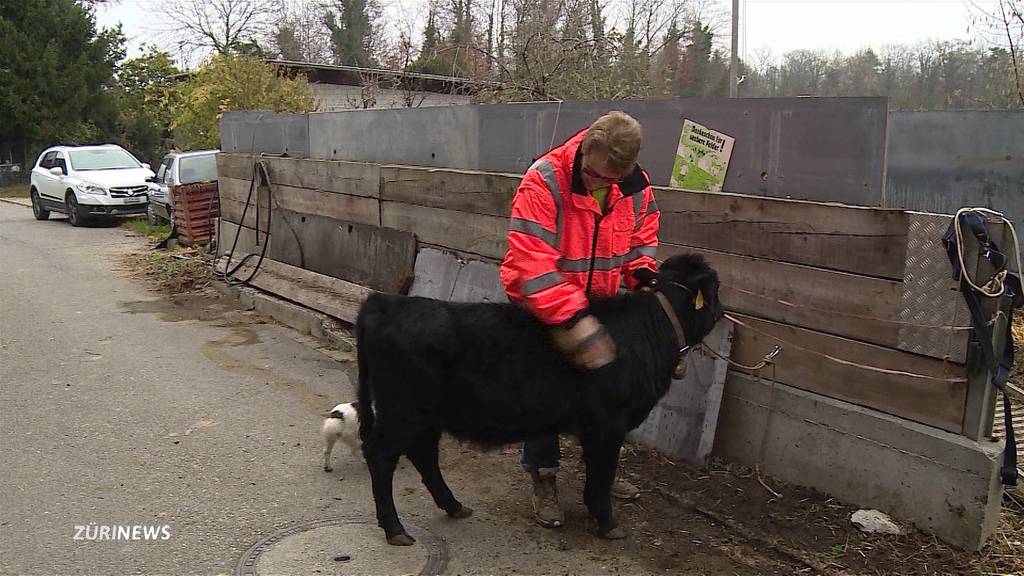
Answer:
[{"left": 500, "top": 111, "right": 660, "bottom": 532}]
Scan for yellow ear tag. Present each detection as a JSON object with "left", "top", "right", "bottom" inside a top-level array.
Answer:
[{"left": 694, "top": 289, "right": 705, "bottom": 310}]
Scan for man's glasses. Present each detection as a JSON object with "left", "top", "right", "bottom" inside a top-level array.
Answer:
[{"left": 582, "top": 164, "right": 624, "bottom": 184}]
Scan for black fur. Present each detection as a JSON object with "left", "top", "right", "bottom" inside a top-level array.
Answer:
[{"left": 355, "top": 254, "right": 722, "bottom": 543}]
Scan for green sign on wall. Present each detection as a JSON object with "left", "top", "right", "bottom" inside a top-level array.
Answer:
[{"left": 670, "top": 120, "right": 735, "bottom": 192}]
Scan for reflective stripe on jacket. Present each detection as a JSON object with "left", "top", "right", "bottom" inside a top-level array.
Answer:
[{"left": 500, "top": 129, "right": 660, "bottom": 325}]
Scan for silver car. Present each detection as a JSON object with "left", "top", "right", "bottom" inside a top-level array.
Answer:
[{"left": 146, "top": 149, "right": 219, "bottom": 228}]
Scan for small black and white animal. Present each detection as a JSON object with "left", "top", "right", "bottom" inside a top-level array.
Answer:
[{"left": 321, "top": 402, "right": 361, "bottom": 472}]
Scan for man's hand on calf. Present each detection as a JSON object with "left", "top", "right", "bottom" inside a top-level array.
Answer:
[{"left": 551, "top": 315, "right": 616, "bottom": 370}]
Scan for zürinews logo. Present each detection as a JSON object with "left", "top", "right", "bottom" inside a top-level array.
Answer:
[{"left": 73, "top": 524, "right": 172, "bottom": 541}]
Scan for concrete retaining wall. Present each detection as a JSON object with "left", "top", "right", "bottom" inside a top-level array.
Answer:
[{"left": 714, "top": 372, "right": 1005, "bottom": 550}]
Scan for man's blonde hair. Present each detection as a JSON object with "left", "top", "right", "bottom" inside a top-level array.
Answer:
[{"left": 581, "top": 111, "right": 642, "bottom": 172}]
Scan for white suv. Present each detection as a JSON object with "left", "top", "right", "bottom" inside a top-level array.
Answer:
[{"left": 30, "top": 144, "right": 155, "bottom": 226}]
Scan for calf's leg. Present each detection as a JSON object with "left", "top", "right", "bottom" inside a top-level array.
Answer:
[
  {"left": 581, "top": 432, "right": 628, "bottom": 539},
  {"left": 365, "top": 442, "right": 415, "bottom": 546},
  {"left": 405, "top": 431, "right": 472, "bottom": 519}
]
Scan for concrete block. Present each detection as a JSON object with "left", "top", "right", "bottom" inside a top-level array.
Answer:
[
  {"left": 250, "top": 290, "right": 324, "bottom": 336},
  {"left": 322, "top": 325, "right": 356, "bottom": 353},
  {"left": 628, "top": 321, "right": 732, "bottom": 465},
  {"left": 408, "top": 248, "right": 461, "bottom": 300},
  {"left": 450, "top": 260, "right": 508, "bottom": 303},
  {"left": 214, "top": 279, "right": 356, "bottom": 357},
  {"left": 713, "top": 372, "right": 1004, "bottom": 550}
]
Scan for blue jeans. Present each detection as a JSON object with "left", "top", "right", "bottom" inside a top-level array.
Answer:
[{"left": 521, "top": 434, "right": 560, "bottom": 471}]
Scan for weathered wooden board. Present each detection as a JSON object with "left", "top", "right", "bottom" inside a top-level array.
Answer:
[
  {"left": 380, "top": 166, "right": 520, "bottom": 217},
  {"left": 654, "top": 186, "right": 909, "bottom": 279},
  {"left": 216, "top": 255, "right": 373, "bottom": 324},
  {"left": 219, "top": 176, "right": 379, "bottom": 227},
  {"left": 728, "top": 313, "right": 968, "bottom": 432},
  {"left": 381, "top": 201, "right": 508, "bottom": 260},
  {"left": 219, "top": 197, "right": 271, "bottom": 232},
  {"left": 659, "top": 243, "right": 911, "bottom": 350},
  {"left": 267, "top": 208, "right": 416, "bottom": 294},
  {"left": 216, "top": 219, "right": 270, "bottom": 260},
  {"left": 217, "top": 153, "right": 380, "bottom": 198}
]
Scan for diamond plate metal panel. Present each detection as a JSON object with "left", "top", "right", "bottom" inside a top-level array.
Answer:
[{"left": 897, "top": 213, "right": 969, "bottom": 363}]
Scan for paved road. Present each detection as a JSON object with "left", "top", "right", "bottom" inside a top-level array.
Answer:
[
  {"left": 0, "top": 202, "right": 659, "bottom": 575},
  {"left": 0, "top": 202, "right": 372, "bottom": 574}
]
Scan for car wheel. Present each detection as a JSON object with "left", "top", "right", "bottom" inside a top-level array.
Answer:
[
  {"left": 147, "top": 203, "right": 159, "bottom": 226},
  {"left": 65, "top": 192, "right": 85, "bottom": 227},
  {"left": 31, "top": 188, "right": 50, "bottom": 220}
]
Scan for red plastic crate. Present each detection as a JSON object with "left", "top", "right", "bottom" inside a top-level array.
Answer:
[{"left": 172, "top": 181, "right": 220, "bottom": 246}]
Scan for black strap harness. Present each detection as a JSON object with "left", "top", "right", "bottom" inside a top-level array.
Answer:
[{"left": 943, "top": 210, "right": 1021, "bottom": 486}]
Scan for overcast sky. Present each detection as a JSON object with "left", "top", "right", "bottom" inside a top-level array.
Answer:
[{"left": 96, "top": 0, "right": 990, "bottom": 66}]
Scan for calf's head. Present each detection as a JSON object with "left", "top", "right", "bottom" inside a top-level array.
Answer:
[{"left": 656, "top": 254, "right": 723, "bottom": 348}]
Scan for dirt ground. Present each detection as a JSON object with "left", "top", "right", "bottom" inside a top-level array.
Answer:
[{"left": 121, "top": 234, "right": 1024, "bottom": 576}]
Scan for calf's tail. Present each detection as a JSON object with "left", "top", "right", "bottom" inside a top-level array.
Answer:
[{"left": 355, "top": 319, "right": 375, "bottom": 444}]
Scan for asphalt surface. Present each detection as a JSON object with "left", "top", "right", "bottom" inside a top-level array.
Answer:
[{"left": 0, "top": 202, "right": 650, "bottom": 575}]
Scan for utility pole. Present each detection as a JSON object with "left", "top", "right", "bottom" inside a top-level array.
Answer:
[{"left": 729, "top": 0, "right": 739, "bottom": 97}]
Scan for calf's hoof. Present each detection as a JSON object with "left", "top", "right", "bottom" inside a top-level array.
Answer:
[
  {"left": 323, "top": 465, "right": 333, "bottom": 472},
  {"left": 386, "top": 531, "right": 416, "bottom": 546},
  {"left": 598, "top": 525, "right": 628, "bottom": 540},
  {"left": 447, "top": 504, "right": 473, "bottom": 519}
]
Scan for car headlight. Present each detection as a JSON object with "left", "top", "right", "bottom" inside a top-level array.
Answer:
[{"left": 78, "top": 184, "right": 107, "bottom": 196}]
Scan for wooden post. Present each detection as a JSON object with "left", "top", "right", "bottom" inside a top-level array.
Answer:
[{"left": 961, "top": 218, "right": 1012, "bottom": 441}]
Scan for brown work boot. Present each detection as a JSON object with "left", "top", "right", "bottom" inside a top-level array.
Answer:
[
  {"left": 530, "top": 468, "right": 564, "bottom": 528},
  {"left": 612, "top": 477, "right": 640, "bottom": 500}
]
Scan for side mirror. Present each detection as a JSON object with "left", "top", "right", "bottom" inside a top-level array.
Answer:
[
  {"left": 49, "top": 166, "right": 63, "bottom": 176},
  {"left": 146, "top": 176, "right": 158, "bottom": 183}
]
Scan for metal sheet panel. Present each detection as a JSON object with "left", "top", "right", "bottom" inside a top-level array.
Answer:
[
  {"left": 479, "top": 97, "right": 888, "bottom": 204},
  {"left": 886, "top": 111, "right": 1024, "bottom": 251},
  {"left": 896, "top": 212, "right": 970, "bottom": 363},
  {"left": 219, "top": 111, "right": 310, "bottom": 157},
  {"left": 224, "top": 98, "right": 888, "bottom": 205},
  {"left": 307, "top": 106, "right": 480, "bottom": 168}
]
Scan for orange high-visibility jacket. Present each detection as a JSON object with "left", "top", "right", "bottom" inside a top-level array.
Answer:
[{"left": 500, "top": 129, "right": 660, "bottom": 325}]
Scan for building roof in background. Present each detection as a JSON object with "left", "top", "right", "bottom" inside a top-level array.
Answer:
[{"left": 268, "top": 59, "right": 496, "bottom": 95}]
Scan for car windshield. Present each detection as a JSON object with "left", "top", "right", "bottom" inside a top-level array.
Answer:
[
  {"left": 178, "top": 154, "right": 218, "bottom": 184},
  {"left": 68, "top": 149, "right": 141, "bottom": 171}
]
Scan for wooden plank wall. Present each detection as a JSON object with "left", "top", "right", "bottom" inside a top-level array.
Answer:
[
  {"left": 217, "top": 153, "right": 971, "bottom": 434},
  {"left": 654, "top": 186, "right": 967, "bottom": 433},
  {"left": 216, "top": 154, "right": 416, "bottom": 294}
]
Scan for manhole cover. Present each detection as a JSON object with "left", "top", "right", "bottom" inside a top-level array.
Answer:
[{"left": 235, "top": 516, "right": 447, "bottom": 576}]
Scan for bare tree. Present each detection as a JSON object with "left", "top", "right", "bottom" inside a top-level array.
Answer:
[
  {"left": 273, "top": 0, "right": 333, "bottom": 63},
  {"left": 966, "top": 0, "right": 1024, "bottom": 106},
  {"left": 155, "top": 0, "right": 281, "bottom": 66}
]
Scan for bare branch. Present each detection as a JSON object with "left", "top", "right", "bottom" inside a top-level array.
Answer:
[
  {"left": 999, "top": 0, "right": 1024, "bottom": 106},
  {"left": 151, "top": 0, "right": 280, "bottom": 66}
]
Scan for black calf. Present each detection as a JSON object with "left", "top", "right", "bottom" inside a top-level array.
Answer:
[{"left": 355, "top": 254, "right": 722, "bottom": 545}]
